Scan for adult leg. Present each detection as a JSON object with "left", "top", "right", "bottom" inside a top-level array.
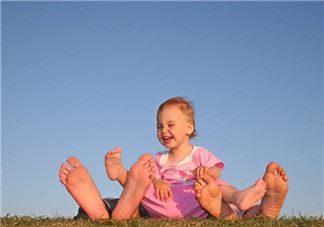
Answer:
[
  {"left": 196, "top": 162, "right": 288, "bottom": 220},
  {"left": 194, "top": 173, "right": 222, "bottom": 218},
  {"left": 242, "top": 161, "right": 289, "bottom": 219},
  {"left": 194, "top": 173, "right": 241, "bottom": 220},
  {"left": 111, "top": 153, "right": 156, "bottom": 220},
  {"left": 260, "top": 161, "right": 288, "bottom": 219},
  {"left": 59, "top": 157, "right": 109, "bottom": 220}
]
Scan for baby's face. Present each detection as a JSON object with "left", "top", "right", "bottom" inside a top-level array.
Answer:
[{"left": 156, "top": 105, "right": 193, "bottom": 149}]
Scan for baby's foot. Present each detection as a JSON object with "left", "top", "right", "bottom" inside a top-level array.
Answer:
[
  {"left": 194, "top": 172, "right": 222, "bottom": 217},
  {"left": 236, "top": 178, "right": 267, "bottom": 211},
  {"left": 105, "top": 147, "right": 125, "bottom": 181},
  {"left": 59, "top": 157, "right": 108, "bottom": 220},
  {"left": 260, "top": 161, "right": 288, "bottom": 219}
]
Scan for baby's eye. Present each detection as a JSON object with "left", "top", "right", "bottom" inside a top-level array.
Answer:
[
  {"left": 168, "top": 124, "right": 175, "bottom": 127},
  {"left": 157, "top": 125, "right": 163, "bottom": 129}
]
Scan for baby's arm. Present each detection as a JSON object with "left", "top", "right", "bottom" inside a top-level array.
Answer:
[
  {"left": 207, "top": 166, "right": 221, "bottom": 179},
  {"left": 153, "top": 179, "right": 173, "bottom": 202},
  {"left": 193, "top": 166, "right": 221, "bottom": 180}
]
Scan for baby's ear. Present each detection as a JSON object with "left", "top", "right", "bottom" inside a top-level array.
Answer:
[{"left": 186, "top": 123, "right": 194, "bottom": 135}]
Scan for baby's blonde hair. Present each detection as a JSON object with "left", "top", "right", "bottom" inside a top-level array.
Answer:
[{"left": 157, "top": 96, "right": 197, "bottom": 139}]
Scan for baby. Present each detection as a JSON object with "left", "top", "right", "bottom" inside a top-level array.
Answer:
[{"left": 105, "top": 96, "right": 266, "bottom": 218}]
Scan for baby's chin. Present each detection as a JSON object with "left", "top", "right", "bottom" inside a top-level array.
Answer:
[{"left": 162, "top": 142, "right": 177, "bottom": 150}]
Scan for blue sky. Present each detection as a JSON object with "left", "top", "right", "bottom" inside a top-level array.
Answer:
[{"left": 2, "top": 2, "right": 323, "bottom": 217}]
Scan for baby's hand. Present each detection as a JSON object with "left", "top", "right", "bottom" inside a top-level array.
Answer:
[
  {"left": 153, "top": 179, "right": 172, "bottom": 202},
  {"left": 193, "top": 166, "right": 209, "bottom": 179}
]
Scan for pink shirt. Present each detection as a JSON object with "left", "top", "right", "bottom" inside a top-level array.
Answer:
[{"left": 141, "top": 146, "right": 228, "bottom": 218}]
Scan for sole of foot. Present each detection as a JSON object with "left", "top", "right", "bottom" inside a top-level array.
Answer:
[
  {"left": 194, "top": 173, "right": 222, "bottom": 218},
  {"left": 60, "top": 157, "right": 108, "bottom": 220},
  {"left": 112, "top": 153, "right": 155, "bottom": 220},
  {"left": 105, "top": 147, "right": 123, "bottom": 180},
  {"left": 260, "top": 161, "right": 288, "bottom": 219}
]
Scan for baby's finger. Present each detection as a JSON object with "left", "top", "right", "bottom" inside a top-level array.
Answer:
[
  {"left": 203, "top": 167, "right": 208, "bottom": 178},
  {"left": 164, "top": 190, "right": 169, "bottom": 202},
  {"left": 199, "top": 168, "right": 205, "bottom": 179},
  {"left": 158, "top": 189, "right": 163, "bottom": 201},
  {"left": 207, "top": 167, "right": 214, "bottom": 176},
  {"left": 198, "top": 178, "right": 205, "bottom": 185},
  {"left": 194, "top": 182, "right": 202, "bottom": 193},
  {"left": 167, "top": 188, "right": 173, "bottom": 199},
  {"left": 196, "top": 169, "right": 200, "bottom": 179},
  {"left": 160, "top": 190, "right": 167, "bottom": 202},
  {"left": 193, "top": 181, "right": 200, "bottom": 189},
  {"left": 155, "top": 189, "right": 160, "bottom": 199},
  {"left": 194, "top": 168, "right": 202, "bottom": 179},
  {"left": 196, "top": 179, "right": 205, "bottom": 187},
  {"left": 192, "top": 169, "right": 197, "bottom": 178}
]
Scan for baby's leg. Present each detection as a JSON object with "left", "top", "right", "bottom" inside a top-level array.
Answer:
[
  {"left": 220, "top": 178, "right": 266, "bottom": 211},
  {"left": 219, "top": 185, "right": 238, "bottom": 204},
  {"left": 59, "top": 157, "right": 109, "bottom": 220},
  {"left": 105, "top": 147, "right": 127, "bottom": 186},
  {"left": 235, "top": 178, "right": 266, "bottom": 211}
]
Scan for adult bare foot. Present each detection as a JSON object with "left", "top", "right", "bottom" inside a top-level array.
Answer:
[
  {"left": 105, "top": 147, "right": 127, "bottom": 185},
  {"left": 59, "top": 157, "right": 108, "bottom": 220},
  {"left": 194, "top": 172, "right": 222, "bottom": 218},
  {"left": 260, "top": 161, "right": 288, "bottom": 219},
  {"left": 112, "top": 153, "right": 156, "bottom": 220},
  {"left": 236, "top": 178, "right": 267, "bottom": 211}
]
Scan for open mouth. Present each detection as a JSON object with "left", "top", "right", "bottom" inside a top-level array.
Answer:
[{"left": 162, "top": 136, "right": 173, "bottom": 144}]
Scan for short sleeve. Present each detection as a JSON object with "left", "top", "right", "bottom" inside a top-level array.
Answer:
[
  {"left": 154, "top": 152, "right": 163, "bottom": 179},
  {"left": 192, "top": 146, "right": 224, "bottom": 170}
]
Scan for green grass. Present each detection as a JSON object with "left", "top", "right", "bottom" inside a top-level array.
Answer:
[{"left": 1, "top": 216, "right": 324, "bottom": 227}]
